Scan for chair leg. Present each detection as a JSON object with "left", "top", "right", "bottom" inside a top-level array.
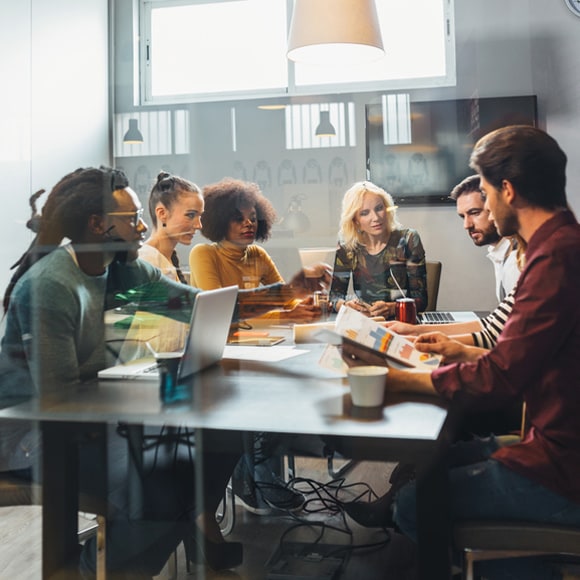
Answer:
[
  {"left": 286, "top": 454, "right": 296, "bottom": 480},
  {"left": 96, "top": 515, "right": 106, "bottom": 580},
  {"left": 327, "top": 455, "right": 358, "bottom": 480},
  {"left": 463, "top": 550, "right": 478, "bottom": 580}
]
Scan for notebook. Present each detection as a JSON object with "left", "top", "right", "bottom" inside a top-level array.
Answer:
[
  {"left": 417, "top": 311, "right": 480, "bottom": 325},
  {"left": 98, "top": 285, "right": 238, "bottom": 380}
]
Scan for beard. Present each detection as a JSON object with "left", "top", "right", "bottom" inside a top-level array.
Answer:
[
  {"left": 104, "top": 232, "right": 139, "bottom": 264},
  {"left": 470, "top": 226, "right": 501, "bottom": 247},
  {"left": 494, "top": 206, "right": 519, "bottom": 238}
]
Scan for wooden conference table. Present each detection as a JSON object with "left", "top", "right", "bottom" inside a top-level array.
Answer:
[{"left": 0, "top": 337, "right": 458, "bottom": 579}]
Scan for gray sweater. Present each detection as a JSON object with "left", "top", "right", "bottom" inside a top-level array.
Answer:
[{"left": 0, "top": 245, "right": 199, "bottom": 471}]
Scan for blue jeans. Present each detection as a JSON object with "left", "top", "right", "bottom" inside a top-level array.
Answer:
[{"left": 394, "top": 436, "right": 580, "bottom": 580}]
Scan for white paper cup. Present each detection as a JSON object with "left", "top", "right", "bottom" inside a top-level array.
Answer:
[{"left": 347, "top": 366, "right": 388, "bottom": 407}]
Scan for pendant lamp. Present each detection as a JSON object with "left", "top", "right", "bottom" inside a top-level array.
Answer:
[
  {"left": 123, "top": 119, "right": 144, "bottom": 144},
  {"left": 315, "top": 111, "right": 336, "bottom": 137},
  {"left": 287, "top": 0, "right": 384, "bottom": 65}
]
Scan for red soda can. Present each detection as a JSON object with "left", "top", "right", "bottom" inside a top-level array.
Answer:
[{"left": 395, "top": 298, "right": 417, "bottom": 324}]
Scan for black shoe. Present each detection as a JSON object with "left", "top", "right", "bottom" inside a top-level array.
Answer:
[
  {"left": 344, "top": 463, "right": 415, "bottom": 528},
  {"left": 257, "top": 477, "right": 305, "bottom": 513},
  {"left": 343, "top": 488, "right": 396, "bottom": 528},
  {"left": 233, "top": 476, "right": 305, "bottom": 516},
  {"left": 183, "top": 530, "right": 243, "bottom": 571}
]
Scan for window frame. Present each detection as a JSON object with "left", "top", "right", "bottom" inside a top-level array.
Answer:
[{"left": 139, "top": 0, "right": 456, "bottom": 106}]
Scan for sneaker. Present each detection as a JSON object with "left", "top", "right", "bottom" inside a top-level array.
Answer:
[
  {"left": 233, "top": 483, "right": 274, "bottom": 516},
  {"left": 233, "top": 478, "right": 305, "bottom": 515}
]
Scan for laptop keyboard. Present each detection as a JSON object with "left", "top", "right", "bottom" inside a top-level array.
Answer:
[{"left": 419, "top": 312, "right": 455, "bottom": 324}]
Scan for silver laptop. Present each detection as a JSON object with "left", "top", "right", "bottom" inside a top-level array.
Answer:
[
  {"left": 417, "top": 311, "right": 480, "bottom": 325},
  {"left": 98, "top": 285, "right": 238, "bottom": 380}
]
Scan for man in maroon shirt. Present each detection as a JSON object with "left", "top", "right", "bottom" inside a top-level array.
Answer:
[{"left": 386, "top": 126, "right": 580, "bottom": 579}]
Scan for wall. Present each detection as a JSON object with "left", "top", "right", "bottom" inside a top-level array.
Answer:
[
  {"left": 113, "top": 0, "right": 580, "bottom": 312},
  {"left": 0, "top": 0, "right": 110, "bottom": 301}
]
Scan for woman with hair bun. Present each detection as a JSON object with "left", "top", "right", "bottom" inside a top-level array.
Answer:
[{"left": 139, "top": 171, "right": 203, "bottom": 283}]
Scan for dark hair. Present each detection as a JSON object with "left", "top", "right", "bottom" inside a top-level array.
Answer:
[
  {"left": 449, "top": 174, "right": 482, "bottom": 201},
  {"left": 200, "top": 178, "right": 277, "bottom": 243},
  {"left": 3, "top": 166, "right": 128, "bottom": 312},
  {"left": 469, "top": 125, "right": 567, "bottom": 210},
  {"left": 147, "top": 171, "right": 202, "bottom": 228}
]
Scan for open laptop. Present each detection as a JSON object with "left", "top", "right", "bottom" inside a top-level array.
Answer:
[
  {"left": 98, "top": 285, "right": 238, "bottom": 380},
  {"left": 417, "top": 311, "right": 480, "bottom": 325}
]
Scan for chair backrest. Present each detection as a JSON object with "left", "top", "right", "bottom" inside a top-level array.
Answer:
[{"left": 425, "top": 261, "right": 442, "bottom": 312}]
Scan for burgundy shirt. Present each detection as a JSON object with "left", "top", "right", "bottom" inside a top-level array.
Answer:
[{"left": 432, "top": 210, "right": 580, "bottom": 503}]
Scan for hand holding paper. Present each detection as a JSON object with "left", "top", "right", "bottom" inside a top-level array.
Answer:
[{"left": 334, "top": 306, "right": 443, "bottom": 370}]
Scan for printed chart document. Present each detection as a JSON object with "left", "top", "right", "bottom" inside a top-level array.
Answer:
[{"left": 334, "top": 306, "right": 443, "bottom": 370}]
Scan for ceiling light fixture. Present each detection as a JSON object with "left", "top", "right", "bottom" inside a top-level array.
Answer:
[
  {"left": 257, "top": 104, "right": 287, "bottom": 110},
  {"left": 123, "top": 119, "right": 144, "bottom": 144},
  {"left": 287, "top": 0, "right": 384, "bottom": 65},
  {"left": 315, "top": 111, "right": 336, "bottom": 137}
]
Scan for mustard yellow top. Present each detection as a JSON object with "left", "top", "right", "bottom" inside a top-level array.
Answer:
[
  {"left": 189, "top": 241, "right": 303, "bottom": 320},
  {"left": 189, "top": 240, "right": 283, "bottom": 290}
]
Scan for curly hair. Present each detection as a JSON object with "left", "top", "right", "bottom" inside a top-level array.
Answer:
[
  {"left": 339, "top": 181, "right": 401, "bottom": 252},
  {"left": 200, "top": 178, "right": 277, "bottom": 243},
  {"left": 147, "top": 171, "right": 202, "bottom": 228},
  {"left": 3, "top": 166, "right": 127, "bottom": 311}
]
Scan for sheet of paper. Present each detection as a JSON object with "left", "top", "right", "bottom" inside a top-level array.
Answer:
[
  {"left": 334, "top": 306, "right": 442, "bottom": 369},
  {"left": 317, "top": 344, "right": 348, "bottom": 376},
  {"left": 222, "top": 345, "right": 308, "bottom": 362}
]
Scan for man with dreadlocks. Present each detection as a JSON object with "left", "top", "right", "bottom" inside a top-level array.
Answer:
[{"left": 0, "top": 166, "right": 312, "bottom": 578}]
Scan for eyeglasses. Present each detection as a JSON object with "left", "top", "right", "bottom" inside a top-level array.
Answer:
[{"left": 107, "top": 208, "right": 144, "bottom": 228}]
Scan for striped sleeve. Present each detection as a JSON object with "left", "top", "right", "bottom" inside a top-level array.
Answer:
[{"left": 471, "top": 290, "right": 515, "bottom": 349}]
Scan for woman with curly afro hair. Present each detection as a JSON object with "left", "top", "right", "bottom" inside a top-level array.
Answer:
[
  {"left": 189, "top": 178, "right": 323, "bottom": 321},
  {"left": 189, "top": 178, "right": 325, "bottom": 516}
]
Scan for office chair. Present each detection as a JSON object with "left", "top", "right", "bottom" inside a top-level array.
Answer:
[
  {"left": 453, "top": 403, "right": 580, "bottom": 579},
  {"left": 425, "top": 260, "right": 442, "bottom": 312},
  {"left": 453, "top": 521, "right": 580, "bottom": 580}
]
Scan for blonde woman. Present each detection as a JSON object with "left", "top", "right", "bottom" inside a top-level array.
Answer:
[{"left": 329, "top": 181, "right": 427, "bottom": 319}]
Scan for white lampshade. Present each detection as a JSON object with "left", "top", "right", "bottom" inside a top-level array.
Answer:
[{"left": 287, "top": 0, "right": 384, "bottom": 65}]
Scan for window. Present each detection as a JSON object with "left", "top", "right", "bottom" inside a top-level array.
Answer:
[
  {"left": 141, "top": 0, "right": 455, "bottom": 105},
  {"left": 285, "top": 102, "right": 356, "bottom": 150},
  {"left": 142, "top": 0, "right": 289, "bottom": 103},
  {"left": 114, "top": 109, "right": 190, "bottom": 157}
]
